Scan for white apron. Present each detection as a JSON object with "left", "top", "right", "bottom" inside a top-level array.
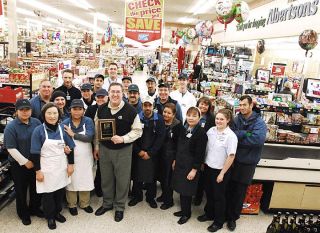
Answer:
[
  {"left": 36, "top": 124, "right": 71, "bottom": 193},
  {"left": 66, "top": 124, "right": 94, "bottom": 191}
]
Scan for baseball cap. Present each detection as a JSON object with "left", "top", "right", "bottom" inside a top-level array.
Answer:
[
  {"left": 178, "top": 72, "right": 188, "bottom": 79},
  {"left": 94, "top": 74, "right": 105, "bottom": 80},
  {"left": 122, "top": 76, "right": 132, "bottom": 82},
  {"left": 15, "top": 99, "right": 31, "bottom": 110},
  {"left": 70, "top": 99, "right": 84, "bottom": 108},
  {"left": 146, "top": 77, "right": 156, "bottom": 83},
  {"left": 158, "top": 83, "right": 170, "bottom": 88},
  {"left": 81, "top": 83, "right": 92, "bottom": 91},
  {"left": 142, "top": 96, "right": 154, "bottom": 105},
  {"left": 128, "top": 84, "right": 139, "bottom": 93},
  {"left": 96, "top": 88, "right": 108, "bottom": 97}
]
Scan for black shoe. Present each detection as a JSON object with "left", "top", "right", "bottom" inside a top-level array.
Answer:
[
  {"left": 95, "top": 189, "right": 103, "bottom": 197},
  {"left": 114, "top": 211, "right": 124, "bottom": 222},
  {"left": 160, "top": 203, "right": 174, "bottom": 210},
  {"left": 156, "top": 195, "right": 164, "bottom": 202},
  {"left": 82, "top": 206, "right": 93, "bottom": 213},
  {"left": 95, "top": 206, "right": 113, "bottom": 216},
  {"left": 227, "top": 220, "right": 236, "bottom": 231},
  {"left": 21, "top": 217, "right": 31, "bottom": 225},
  {"left": 173, "top": 211, "right": 183, "bottom": 217},
  {"left": 197, "top": 214, "right": 214, "bottom": 222},
  {"left": 128, "top": 198, "right": 142, "bottom": 207},
  {"left": 208, "top": 224, "right": 222, "bottom": 232},
  {"left": 193, "top": 198, "right": 202, "bottom": 206},
  {"left": 30, "top": 209, "right": 44, "bottom": 218},
  {"left": 147, "top": 199, "right": 157, "bottom": 209},
  {"left": 47, "top": 219, "right": 56, "bottom": 230},
  {"left": 69, "top": 207, "right": 78, "bottom": 216},
  {"left": 177, "top": 216, "right": 190, "bottom": 225},
  {"left": 55, "top": 213, "right": 66, "bottom": 223}
]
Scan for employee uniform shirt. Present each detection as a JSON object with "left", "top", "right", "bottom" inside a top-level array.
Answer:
[
  {"left": 205, "top": 126, "right": 238, "bottom": 169},
  {"left": 102, "top": 77, "right": 122, "bottom": 91},
  {"left": 54, "top": 85, "right": 82, "bottom": 108},
  {"left": 4, "top": 117, "right": 41, "bottom": 164},
  {"left": 30, "top": 95, "right": 48, "bottom": 122},
  {"left": 170, "top": 90, "right": 197, "bottom": 123}
]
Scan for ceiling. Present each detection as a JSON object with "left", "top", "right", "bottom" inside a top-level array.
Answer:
[{"left": 11, "top": 0, "right": 269, "bottom": 34}]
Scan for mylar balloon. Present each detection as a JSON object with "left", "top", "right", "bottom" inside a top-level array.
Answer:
[
  {"left": 299, "top": 29, "right": 318, "bottom": 56},
  {"left": 186, "top": 28, "right": 196, "bottom": 39},
  {"left": 176, "top": 29, "right": 185, "bottom": 39},
  {"left": 216, "top": 0, "right": 233, "bottom": 17},
  {"left": 195, "top": 21, "right": 205, "bottom": 37},
  {"left": 235, "top": 1, "right": 250, "bottom": 23},
  {"left": 217, "top": 14, "right": 235, "bottom": 31}
]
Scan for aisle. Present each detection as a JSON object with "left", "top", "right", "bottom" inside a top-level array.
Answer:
[{"left": 0, "top": 70, "right": 272, "bottom": 232}]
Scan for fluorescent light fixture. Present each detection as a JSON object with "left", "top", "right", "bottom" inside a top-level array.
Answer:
[
  {"left": 66, "top": 0, "right": 93, "bottom": 10},
  {"left": 25, "top": 17, "right": 53, "bottom": 27},
  {"left": 177, "top": 17, "right": 197, "bottom": 24},
  {"left": 189, "top": 0, "right": 217, "bottom": 15},
  {"left": 16, "top": 8, "right": 35, "bottom": 17},
  {"left": 94, "top": 12, "right": 110, "bottom": 22}
]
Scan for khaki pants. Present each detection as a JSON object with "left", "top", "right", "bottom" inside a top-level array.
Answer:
[{"left": 66, "top": 190, "right": 90, "bottom": 208}]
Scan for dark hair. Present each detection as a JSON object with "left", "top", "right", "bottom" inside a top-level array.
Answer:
[
  {"left": 109, "top": 62, "right": 118, "bottom": 68},
  {"left": 164, "top": 103, "right": 176, "bottom": 115},
  {"left": 216, "top": 108, "right": 233, "bottom": 125},
  {"left": 108, "top": 82, "right": 123, "bottom": 92},
  {"left": 62, "top": 69, "right": 74, "bottom": 77},
  {"left": 196, "top": 97, "right": 212, "bottom": 115},
  {"left": 240, "top": 95, "right": 253, "bottom": 105},
  {"left": 41, "top": 102, "right": 62, "bottom": 123},
  {"left": 187, "top": 106, "right": 201, "bottom": 118}
]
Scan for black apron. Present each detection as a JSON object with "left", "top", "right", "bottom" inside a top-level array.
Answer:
[
  {"left": 159, "top": 125, "right": 176, "bottom": 187},
  {"left": 132, "top": 120, "right": 157, "bottom": 183},
  {"left": 172, "top": 131, "right": 200, "bottom": 196}
]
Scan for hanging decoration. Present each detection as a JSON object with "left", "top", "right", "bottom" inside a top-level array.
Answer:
[
  {"left": 217, "top": 14, "right": 235, "bottom": 31},
  {"left": 234, "top": 1, "right": 250, "bottom": 23},
  {"left": 104, "top": 22, "right": 113, "bottom": 43},
  {"left": 298, "top": 29, "right": 318, "bottom": 57},
  {"left": 256, "top": 39, "right": 265, "bottom": 54},
  {"left": 195, "top": 20, "right": 214, "bottom": 38},
  {"left": 215, "top": 0, "right": 234, "bottom": 17}
]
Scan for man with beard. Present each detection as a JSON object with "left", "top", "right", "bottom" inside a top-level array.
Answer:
[{"left": 127, "top": 84, "right": 142, "bottom": 114}]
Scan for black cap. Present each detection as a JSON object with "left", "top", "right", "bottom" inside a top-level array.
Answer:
[
  {"left": 128, "top": 84, "right": 139, "bottom": 92},
  {"left": 81, "top": 83, "right": 92, "bottom": 91},
  {"left": 96, "top": 88, "right": 108, "bottom": 97},
  {"left": 51, "top": 91, "right": 66, "bottom": 102},
  {"left": 158, "top": 83, "right": 170, "bottom": 88},
  {"left": 146, "top": 77, "right": 156, "bottom": 83},
  {"left": 178, "top": 72, "right": 188, "bottom": 79},
  {"left": 15, "top": 99, "right": 31, "bottom": 110},
  {"left": 122, "top": 76, "right": 132, "bottom": 82},
  {"left": 94, "top": 74, "right": 104, "bottom": 80},
  {"left": 70, "top": 99, "right": 84, "bottom": 108}
]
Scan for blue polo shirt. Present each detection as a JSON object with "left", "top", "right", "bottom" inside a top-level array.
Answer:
[
  {"left": 62, "top": 116, "right": 95, "bottom": 137},
  {"left": 30, "top": 95, "right": 47, "bottom": 122},
  {"left": 30, "top": 123, "right": 75, "bottom": 155},
  {"left": 4, "top": 117, "right": 41, "bottom": 162}
]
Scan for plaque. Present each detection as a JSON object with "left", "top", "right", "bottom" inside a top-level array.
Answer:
[{"left": 98, "top": 119, "right": 116, "bottom": 140}]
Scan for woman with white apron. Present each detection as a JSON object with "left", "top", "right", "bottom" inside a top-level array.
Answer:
[
  {"left": 62, "top": 99, "right": 95, "bottom": 216},
  {"left": 30, "top": 103, "right": 75, "bottom": 230}
]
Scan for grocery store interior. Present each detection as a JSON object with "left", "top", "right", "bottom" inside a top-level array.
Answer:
[{"left": 0, "top": 0, "right": 320, "bottom": 233}]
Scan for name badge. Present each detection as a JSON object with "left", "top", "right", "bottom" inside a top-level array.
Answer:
[
  {"left": 118, "top": 116, "right": 123, "bottom": 119},
  {"left": 186, "top": 133, "right": 192, "bottom": 138},
  {"left": 66, "top": 95, "right": 71, "bottom": 100},
  {"left": 201, "top": 122, "right": 205, "bottom": 128}
]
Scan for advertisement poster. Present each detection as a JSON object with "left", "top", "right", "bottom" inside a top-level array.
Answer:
[
  {"left": 125, "top": 0, "right": 164, "bottom": 46},
  {"left": 271, "top": 63, "right": 286, "bottom": 76}
]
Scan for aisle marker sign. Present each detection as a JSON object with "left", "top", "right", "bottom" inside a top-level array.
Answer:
[{"left": 125, "top": 0, "right": 164, "bottom": 44}]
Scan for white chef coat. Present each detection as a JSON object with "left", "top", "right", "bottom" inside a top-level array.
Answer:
[{"left": 170, "top": 90, "right": 197, "bottom": 123}]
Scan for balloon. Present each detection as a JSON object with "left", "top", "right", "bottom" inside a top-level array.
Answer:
[
  {"left": 195, "top": 21, "right": 205, "bottom": 37},
  {"left": 299, "top": 29, "right": 318, "bottom": 56},
  {"left": 186, "top": 28, "right": 196, "bottom": 39},
  {"left": 176, "top": 29, "right": 185, "bottom": 38},
  {"left": 216, "top": 0, "right": 233, "bottom": 17},
  {"left": 235, "top": 1, "right": 250, "bottom": 23},
  {"left": 203, "top": 20, "right": 214, "bottom": 38},
  {"left": 256, "top": 39, "right": 265, "bottom": 54},
  {"left": 217, "top": 14, "right": 235, "bottom": 31}
]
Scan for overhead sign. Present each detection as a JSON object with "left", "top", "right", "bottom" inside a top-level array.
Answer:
[{"left": 125, "top": 0, "right": 164, "bottom": 45}]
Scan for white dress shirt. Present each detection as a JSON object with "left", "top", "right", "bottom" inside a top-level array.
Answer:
[{"left": 170, "top": 89, "right": 197, "bottom": 123}]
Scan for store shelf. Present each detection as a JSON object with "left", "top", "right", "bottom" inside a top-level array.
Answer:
[
  {"left": 264, "top": 142, "right": 320, "bottom": 150},
  {"left": 0, "top": 83, "right": 30, "bottom": 87}
]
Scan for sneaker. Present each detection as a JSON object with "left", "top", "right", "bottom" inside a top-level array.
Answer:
[{"left": 227, "top": 220, "right": 236, "bottom": 231}]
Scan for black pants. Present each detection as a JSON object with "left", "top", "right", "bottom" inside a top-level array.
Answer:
[
  {"left": 204, "top": 166, "right": 231, "bottom": 227},
  {"left": 161, "top": 182, "right": 173, "bottom": 205},
  {"left": 94, "top": 160, "right": 102, "bottom": 193},
  {"left": 42, "top": 188, "right": 64, "bottom": 219},
  {"left": 195, "top": 169, "right": 205, "bottom": 202},
  {"left": 226, "top": 180, "right": 249, "bottom": 221},
  {"left": 10, "top": 162, "right": 41, "bottom": 220},
  {"left": 180, "top": 195, "right": 192, "bottom": 217},
  {"left": 132, "top": 181, "right": 156, "bottom": 201}
]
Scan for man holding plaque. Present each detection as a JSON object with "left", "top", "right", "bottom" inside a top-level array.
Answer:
[
  {"left": 129, "top": 96, "right": 165, "bottom": 209},
  {"left": 94, "top": 83, "right": 142, "bottom": 222}
]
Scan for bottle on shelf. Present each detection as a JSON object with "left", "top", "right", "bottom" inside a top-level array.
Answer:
[
  {"left": 266, "top": 215, "right": 281, "bottom": 233},
  {"left": 280, "top": 218, "right": 289, "bottom": 233}
]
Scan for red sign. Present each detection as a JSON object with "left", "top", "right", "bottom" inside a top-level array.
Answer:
[
  {"left": 271, "top": 63, "right": 286, "bottom": 76},
  {"left": 125, "top": 0, "right": 164, "bottom": 44}
]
